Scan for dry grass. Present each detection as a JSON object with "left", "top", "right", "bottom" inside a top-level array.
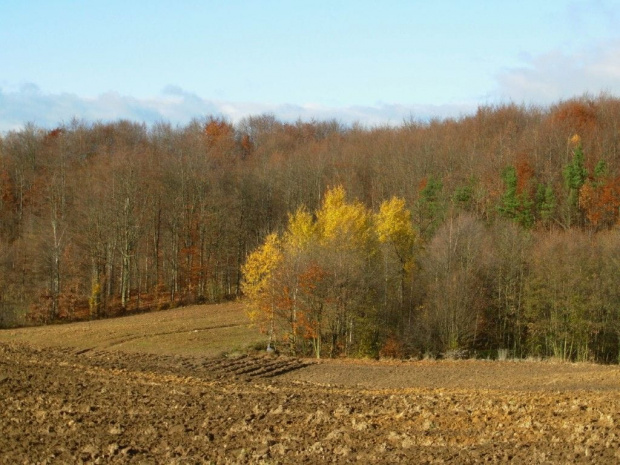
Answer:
[{"left": 0, "top": 302, "right": 265, "bottom": 357}]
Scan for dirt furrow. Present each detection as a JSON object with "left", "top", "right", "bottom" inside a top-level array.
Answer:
[{"left": 2, "top": 342, "right": 620, "bottom": 464}]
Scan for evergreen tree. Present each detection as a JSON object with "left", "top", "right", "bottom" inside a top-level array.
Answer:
[
  {"left": 535, "top": 183, "right": 556, "bottom": 226},
  {"left": 562, "top": 141, "right": 588, "bottom": 227},
  {"left": 498, "top": 166, "right": 535, "bottom": 228}
]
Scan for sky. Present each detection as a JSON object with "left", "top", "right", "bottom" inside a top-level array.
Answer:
[{"left": 1, "top": 0, "right": 620, "bottom": 132}]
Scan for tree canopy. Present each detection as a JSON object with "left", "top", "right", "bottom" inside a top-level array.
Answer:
[{"left": 3, "top": 95, "right": 620, "bottom": 362}]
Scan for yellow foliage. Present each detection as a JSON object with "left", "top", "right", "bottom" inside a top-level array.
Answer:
[
  {"left": 241, "top": 186, "right": 417, "bottom": 356},
  {"left": 241, "top": 233, "right": 283, "bottom": 321},
  {"left": 316, "top": 185, "right": 375, "bottom": 251},
  {"left": 285, "top": 206, "right": 316, "bottom": 251},
  {"left": 376, "top": 196, "right": 416, "bottom": 272},
  {"left": 570, "top": 133, "right": 581, "bottom": 146},
  {"left": 377, "top": 197, "right": 413, "bottom": 243}
]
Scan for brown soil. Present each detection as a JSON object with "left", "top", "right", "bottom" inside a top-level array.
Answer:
[
  {"left": 281, "top": 357, "right": 620, "bottom": 391},
  {"left": 3, "top": 342, "right": 620, "bottom": 464}
]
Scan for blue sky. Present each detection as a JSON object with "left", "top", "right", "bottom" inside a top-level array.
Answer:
[{"left": 1, "top": 0, "right": 620, "bottom": 131}]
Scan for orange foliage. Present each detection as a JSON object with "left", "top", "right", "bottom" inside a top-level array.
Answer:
[
  {"left": 204, "top": 118, "right": 233, "bottom": 146},
  {"left": 298, "top": 262, "right": 328, "bottom": 294},
  {"left": 515, "top": 154, "right": 535, "bottom": 195},
  {"left": 295, "top": 263, "right": 330, "bottom": 339},
  {"left": 579, "top": 177, "right": 620, "bottom": 228},
  {"left": 295, "top": 311, "right": 318, "bottom": 340},
  {"left": 551, "top": 101, "right": 598, "bottom": 133},
  {"left": 0, "top": 169, "right": 15, "bottom": 208},
  {"left": 44, "top": 127, "right": 65, "bottom": 144},
  {"left": 379, "top": 334, "right": 405, "bottom": 359},
  {"left": 57, "top": 280, "right": 87, "bottom": 320},
  {"left": 240, "top": 134, "right": 253, "bottom": 158}
]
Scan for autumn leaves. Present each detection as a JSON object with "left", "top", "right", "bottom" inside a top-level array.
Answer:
[
  {"left": 242, "top": 186, "right": 415, "bottom": 358},
  {"left": 242, "top": 135, "right": 620, "bottom": 361}
]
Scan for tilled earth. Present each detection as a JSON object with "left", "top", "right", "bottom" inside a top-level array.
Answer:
[{"left": 2, "top": 343, "right": 620, "bottom": 464}]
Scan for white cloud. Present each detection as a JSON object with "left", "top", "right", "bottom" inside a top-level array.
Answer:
[
  {"left": 494, "top": 39, "right": 620, "bottom": 104},
  {"left": 0, "top": 84, "right": 474, "bottom": 133}
]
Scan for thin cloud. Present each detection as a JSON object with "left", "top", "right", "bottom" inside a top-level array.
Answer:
[
  {"left": 0, "top": 84, "right": 474, "bottom": 133},
  {"left": 494, "top": 39, "right": 620, "bottom": 103}
]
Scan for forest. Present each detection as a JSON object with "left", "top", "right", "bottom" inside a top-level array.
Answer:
[{"left": 2, "top": 95, "right": 620, "bottom": 362}]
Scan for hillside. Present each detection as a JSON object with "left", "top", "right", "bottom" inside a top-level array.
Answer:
[
  {"left": 0, "top": 302, "right": 264, "bottom": 357},
  {"left": 2, "top": 95, "right": 620, "bottom": 361}
]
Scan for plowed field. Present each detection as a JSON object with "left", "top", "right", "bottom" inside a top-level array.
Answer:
[{"left": 2, "top": 303, "right": 620, "bottom": 464}]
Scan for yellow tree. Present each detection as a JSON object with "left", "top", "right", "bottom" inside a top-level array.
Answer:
[
  {"left": 284, "top": 206, "right": 316, "bottom": 252},
  {"left": 376, "top": 198, "right": 416, "bottom": 293},
  {"left": 280, "top": 206, "right": 318, "bottom": 351},
  {"left": 316, "top": 185, "right": 376, "bottom": 253},
  {"left": 314, "top": 186, "right": 380, "bottom": 356},
  {"left": 242, "top": 186, "right": 415, "bottom": 358},
  {"left": 240, "top": 233, "right": 283, "bottom": 347},
  {"left": 375, "top": 197, "right": 417, "bottom": 340}
]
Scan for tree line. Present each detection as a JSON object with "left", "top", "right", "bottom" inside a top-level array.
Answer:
[{"left": 2, "top": 95, "right": 620, "bottom": 361}]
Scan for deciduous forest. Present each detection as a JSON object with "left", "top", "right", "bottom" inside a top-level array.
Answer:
[{"left": 2, "top": 95, "right": 620, "bottom": 362}]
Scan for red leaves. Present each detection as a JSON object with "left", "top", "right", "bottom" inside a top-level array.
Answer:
[
  {"left": 298, "top": 262, "right": 329, "bottom": 294},
  {"left": 44, "top": 127, "right": 65, "bottom": 144}
]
